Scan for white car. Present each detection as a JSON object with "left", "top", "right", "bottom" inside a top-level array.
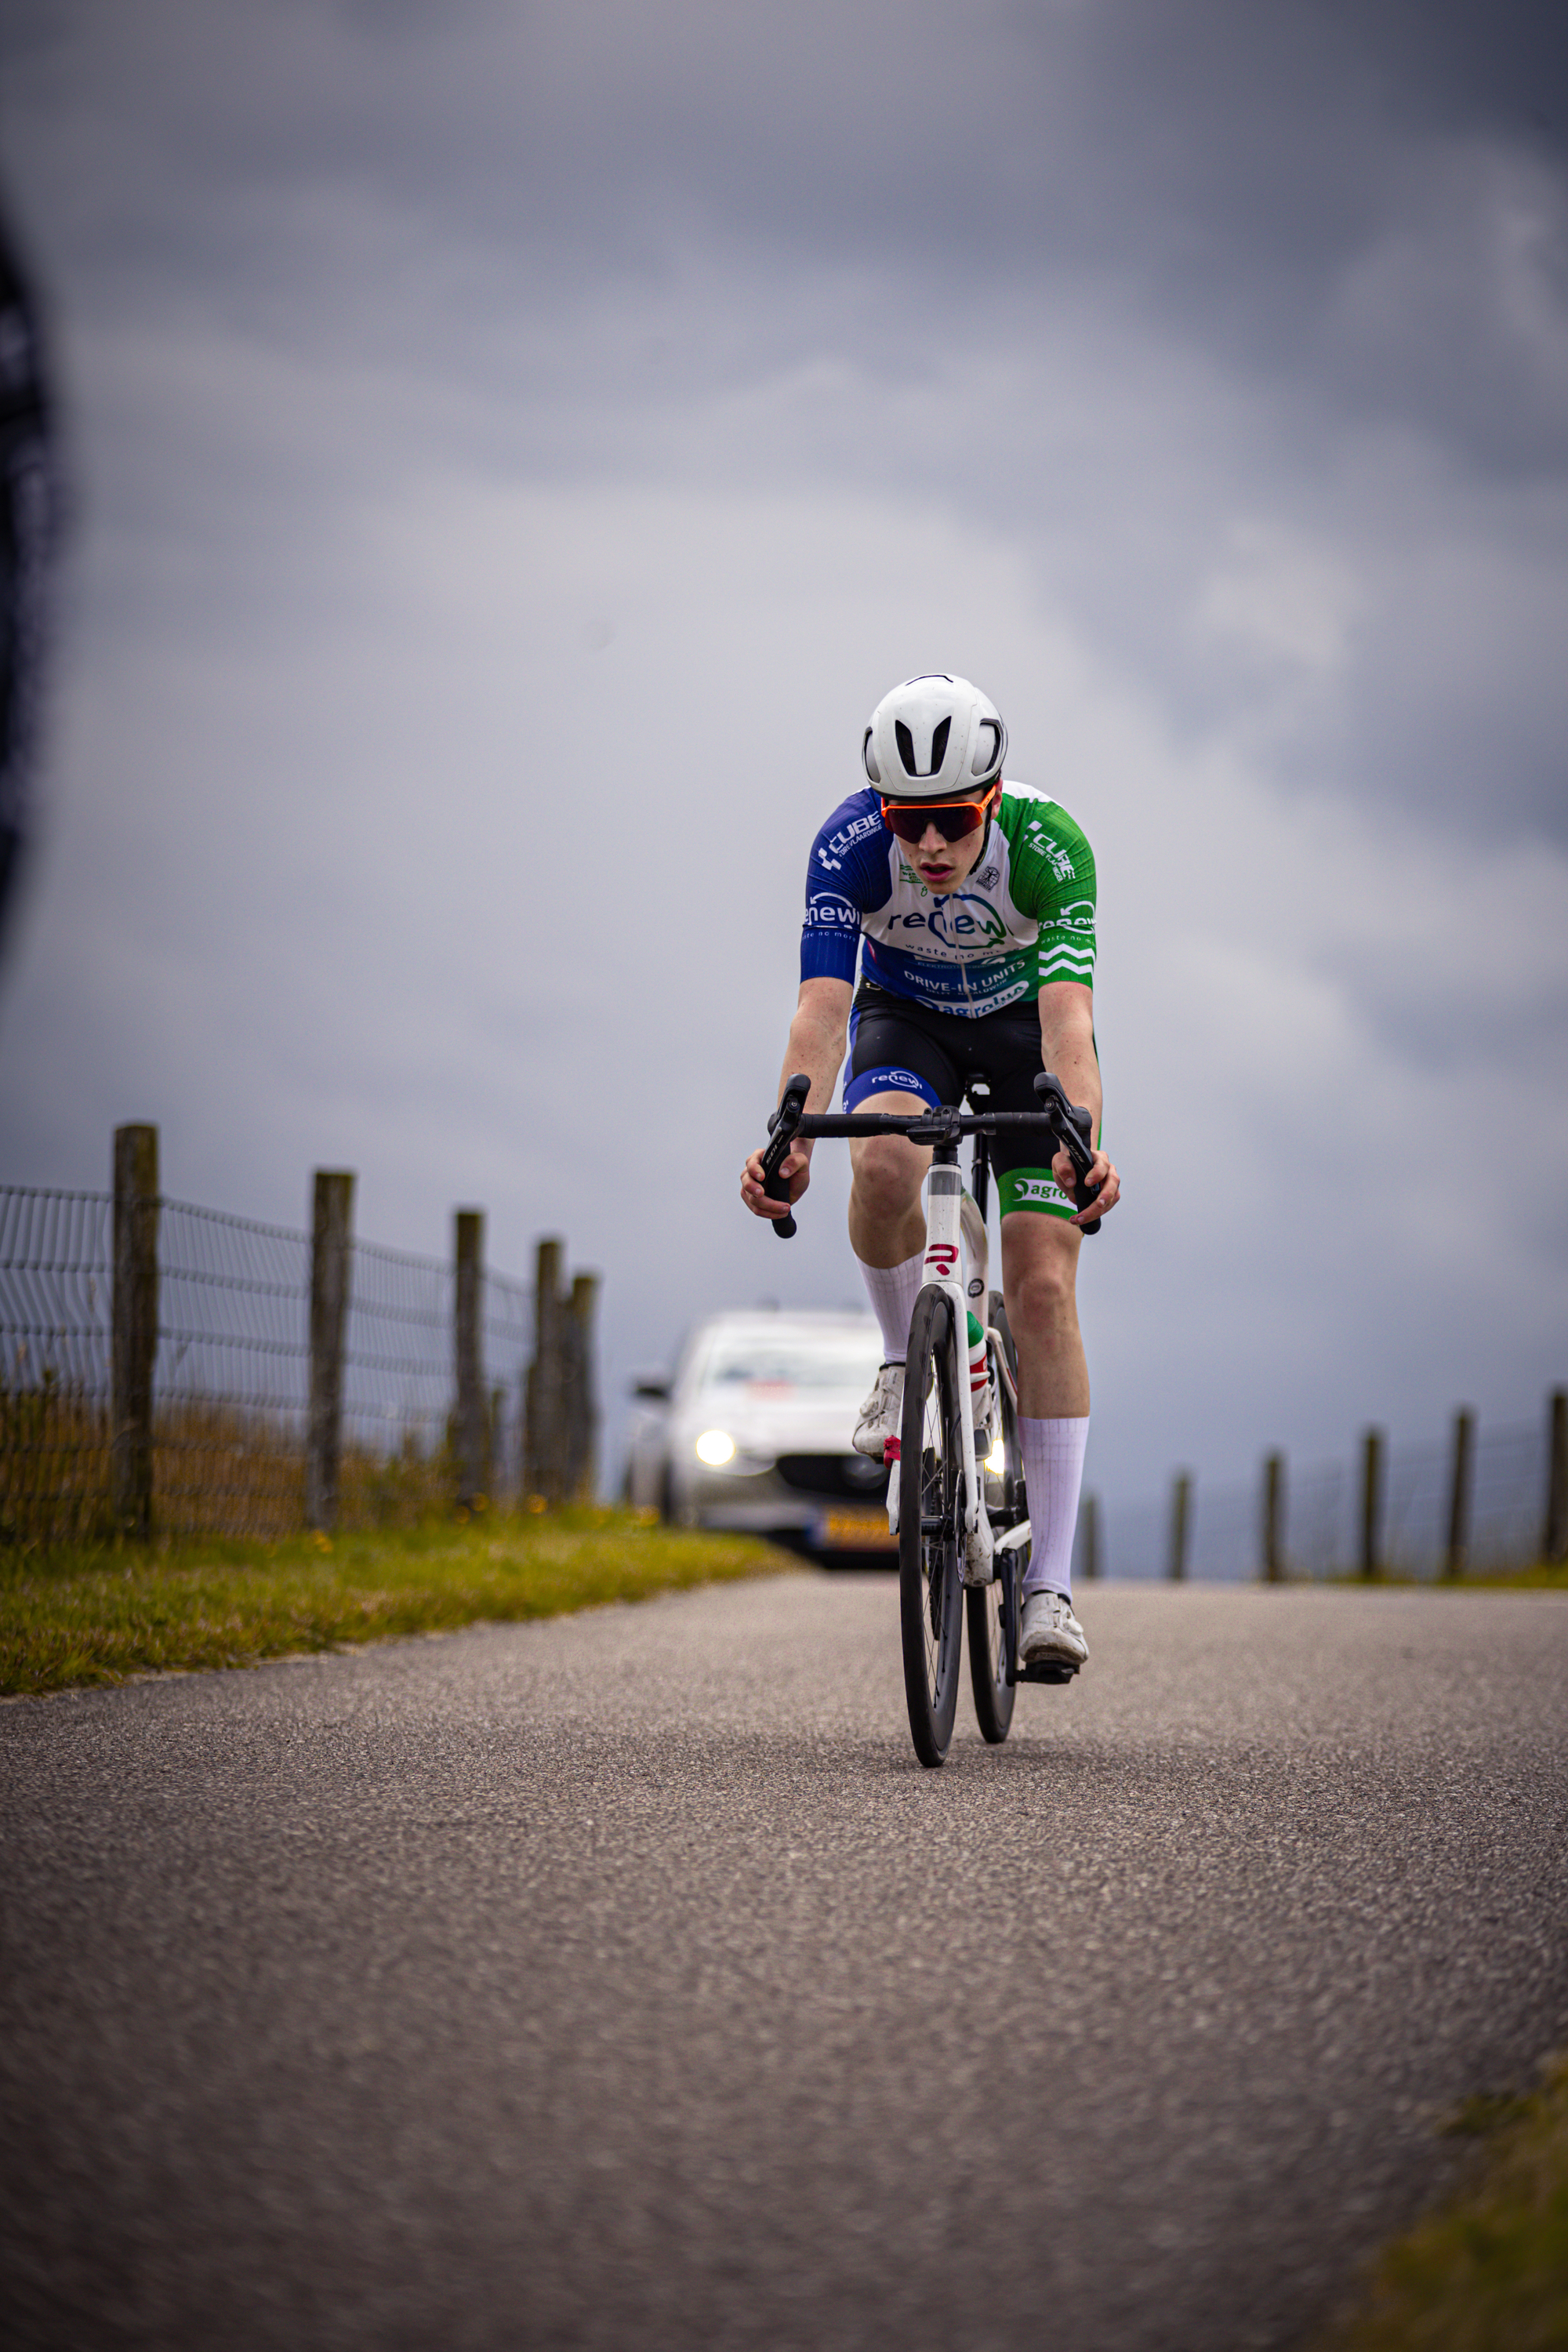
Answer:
[{"left": 625, "top": 1310, "right": 895, "bottom": 1559}]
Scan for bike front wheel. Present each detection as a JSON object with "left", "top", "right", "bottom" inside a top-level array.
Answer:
[
  {"left": 967, "top": 1294, "right": 1021, "bottom": 1744},
  {"left": 898, "top": 1285, "right": 965, "bottom": 1767}
]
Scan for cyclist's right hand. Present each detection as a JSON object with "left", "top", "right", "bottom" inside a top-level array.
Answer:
[{"left": 741, "top": 1142, "right": 810, "bottom": 1221}]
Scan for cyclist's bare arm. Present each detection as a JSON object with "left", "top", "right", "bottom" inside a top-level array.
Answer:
[
  {"left": 740, "top": 976, "right": 851, "bottom": 1219},
  {"left": 1038, "top": 982, "right": 1121, "bottom": 1225}
]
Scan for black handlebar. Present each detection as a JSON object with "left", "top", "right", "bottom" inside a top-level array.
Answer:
[{"left": 757, "top": 1069, "right": 1102, "bottom": 1241}]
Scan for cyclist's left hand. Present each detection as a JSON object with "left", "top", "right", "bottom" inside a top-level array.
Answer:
[
  {"left": 740, "top": 1142, "right": 811, "bottom": 1221},
  {"left": 1054, "top": 1143, "right": 1120, "bottom": 1225}
]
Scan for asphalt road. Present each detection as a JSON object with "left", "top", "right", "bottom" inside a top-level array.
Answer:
[{"left": 2, "top": 1576, "right": 1566, "bottom": 2352}]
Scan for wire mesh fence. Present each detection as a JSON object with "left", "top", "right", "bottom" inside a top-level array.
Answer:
[
  {"left": 1, "top": 1182, "right": 535, "bottom": 1545},
  {"left": 155, "top": 1200, "right": 311, "bottom": 1538},
  {"left": 0, "top": 1187, "right": 113, "bottom": 1545},
  {"left": 335, "top": 1240, "right": 533, "bottom": 1531},
  {"left": 1093, "top": 1415, "right": 1552, "bottom": 1584}
]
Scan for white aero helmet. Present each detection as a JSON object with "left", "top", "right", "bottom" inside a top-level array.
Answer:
[{"left": 862, "top": 673, "right": 1007, "bottom": 800}]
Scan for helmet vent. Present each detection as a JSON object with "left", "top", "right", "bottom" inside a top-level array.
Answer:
[
  {"left": 895, "top": 715, "right": 950, "bottom": 778},
  {"left": 973, "top": 718, "right": 1000, "bottom": 776}
]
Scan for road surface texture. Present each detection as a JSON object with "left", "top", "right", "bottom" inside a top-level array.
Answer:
[{"left": 2, "top": 1576, "right": 1566, "bottom": 2352}]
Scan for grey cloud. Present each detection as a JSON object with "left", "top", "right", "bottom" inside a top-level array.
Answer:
[
  {"left": 19, "top": 4, "right": 1566, "bottom": 386},
  {"left": 22, "top": 0, "right": 1559, "bottom": 533}
]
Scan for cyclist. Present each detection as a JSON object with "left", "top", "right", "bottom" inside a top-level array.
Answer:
[{"left": 741, "top": 673, "right": 1120, "bottom": 1671}]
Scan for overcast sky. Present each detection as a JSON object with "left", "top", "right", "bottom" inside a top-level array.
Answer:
[{"left": 2, "top": 0, "right": 1565, "bottom": 1524}]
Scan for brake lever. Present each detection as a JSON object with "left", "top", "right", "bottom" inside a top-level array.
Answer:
[
  {"left": 758, "top": 1071, "right": 811, "bottom": 1240},
  {"left": 1033, "top": 1071, "right": 1102, "bottom": 1236}
]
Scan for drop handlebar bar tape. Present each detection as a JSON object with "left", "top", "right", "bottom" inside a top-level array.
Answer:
[
  {"left": 760, "top": 1073, "right": 811, "bottom": 1240},
  {"left": 763, "top": 1164, "right": 796, "bottom": 1239},
  {"left": 1033, "top": 1072, "right": 1102, "bottom": 1236}
]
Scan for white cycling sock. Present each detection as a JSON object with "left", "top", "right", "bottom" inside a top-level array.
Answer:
[
  {"left": 858, "top": 1249, "right": 925, "bottom": 1366},
  {"left": 1019, "top": 1416, "right": 1090, "bottom": 1599}
]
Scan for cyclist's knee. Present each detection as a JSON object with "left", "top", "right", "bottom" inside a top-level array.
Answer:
[
  {"left": 849, "top": 1133, "right": 926, "bottom": 1223},
  {"left": 1002, "top": 1221, "right": 1079, "bottom": 1327}
]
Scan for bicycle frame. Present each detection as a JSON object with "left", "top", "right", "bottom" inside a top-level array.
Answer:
[{"left": 918, "top": 1142, "right": 993, "bottom": 1569}]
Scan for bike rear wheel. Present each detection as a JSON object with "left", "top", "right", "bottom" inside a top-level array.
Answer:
[
  {"left": 898, "top": 1286, "right": 966, "bottom": 1767},
  {"left": 967, "top": 1292, "right": 1021, "bottom": 1744}
]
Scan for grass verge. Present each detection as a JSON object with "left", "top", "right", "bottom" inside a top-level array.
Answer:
[
  {"left": 1315, "top": 2056, "right": 1568, "bottom": 2352},
  {"left": 0, "top": 1510, "right": 789, "bottom": 1698},
  {"left": 1321, "top": 1565, "right": 1568, "bottom": 1592},
  {"left": 1465, "top": 1563, "right": 1568, "bottom": 1591}
]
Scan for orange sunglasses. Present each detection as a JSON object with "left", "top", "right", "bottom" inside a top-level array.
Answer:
[{"left": 880, "top": 785, "right": 998, "bottom": 844}]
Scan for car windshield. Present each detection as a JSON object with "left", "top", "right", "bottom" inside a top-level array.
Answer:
[{"left": 697, "top": 1328, "right": 882, "bottom": 1394}]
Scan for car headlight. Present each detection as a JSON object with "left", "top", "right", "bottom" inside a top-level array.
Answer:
[{"left": 694, "top": 1428, "right": 736, "bottom": 1467}]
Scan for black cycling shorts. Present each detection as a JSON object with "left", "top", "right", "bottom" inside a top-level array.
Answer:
[{"left": 844, "top": 981, "right": 1080, "bottom": 1218}]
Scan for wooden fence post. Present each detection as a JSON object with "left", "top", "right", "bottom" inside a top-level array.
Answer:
[
  {"left": 111, "top": 1123, "right": 159, "bottom": 1541},
  {"left": 1261, "top": 1450, "right": 1284, "bottom": 1582},
  {"left": 565, "top": 1271, "right": 600, "bottom": 1502},
  {"left": 453, "top": 1209, "right": 485, "bottom": 1511},
  {"left": 524, "top": 1237, "right": 566, "bottom": 1504},
  {"left": 307, "top": 1170, "right": 354, "bottom": 1533},
  {"left": 1167, "top": 1471, "right": 1192, "bottom": 1582},
  {"left": 1443, "top": 1407, "right": 1474, "bottom": 1581},
  {"left": 1359, "top": 1426, "right": 1385, "bottom": 1580},
  {"left": 1544, "top": 1388, "right": 1567, "bottom": 1566},
  {"left": 1080, "top": 1492, "right": 1100, "bottom": 1581}
]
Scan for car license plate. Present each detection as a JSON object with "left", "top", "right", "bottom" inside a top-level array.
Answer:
[{"left": 815, "top": 1508, "right": 897, "bottom": 1551}]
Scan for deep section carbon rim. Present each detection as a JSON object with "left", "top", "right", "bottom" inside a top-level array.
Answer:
[
  {"left": 898, "top": 1287, "right": 964, "bottom": 1766},
  {"left": 967, "top": 1311, "right": 1019, "bottom": 1744}
]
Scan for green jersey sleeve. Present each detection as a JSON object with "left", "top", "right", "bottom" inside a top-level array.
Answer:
[{"left": 996, "top": 789, "right": 1098, "bottom": 991}]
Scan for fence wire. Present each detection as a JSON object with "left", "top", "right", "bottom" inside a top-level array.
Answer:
[
  {"left": 0, "top": 1187, "right": 112, "bottom": 1544},
  {"left": 338, "top": 1241, "right": 533, "bottom": 1526},
  {"left": 1, "top": 1182, "right": 535, "bottom": 1544},
  {"left": 1097, "top": 1417, "right": 1552, "bottom": 1583},
  {"left": 484, "top": 1272, "right": 534, "bottom": 1498},
  {"left": 155, "top": 1200, "right": 311, "bottom": 1537}
]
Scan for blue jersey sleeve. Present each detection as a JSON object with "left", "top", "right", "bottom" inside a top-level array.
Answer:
[{"left": 800, "top": 789, "right": 893, "bottom": 986}]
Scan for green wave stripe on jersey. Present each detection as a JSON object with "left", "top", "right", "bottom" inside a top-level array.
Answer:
[{"left": 991, "top": 788, "right": 1098, "bottom": 993}]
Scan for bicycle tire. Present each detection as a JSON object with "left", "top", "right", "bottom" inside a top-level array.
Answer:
[
  {"left": 898, "top": 1285, "right": 966, "bottom": 1767},
  {"left": 968, "top": 1292, "right": 1021, "bottom": 1743}
]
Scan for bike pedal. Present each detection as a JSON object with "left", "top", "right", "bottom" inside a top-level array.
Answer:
[{"left": 1016, "top": 1662, "right": 1078, "bottom": 1685}]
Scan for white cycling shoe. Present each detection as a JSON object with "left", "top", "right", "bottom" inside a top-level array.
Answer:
[
  {"left": 1018, "top": 1589, "right": 1089, "bottom": 1669},
  {"left": 855, "top": 1358, "right": 993, "bottom": 1459},
  {"left": 853, "top": 1362, "right": 905, "bottom": 1460}
]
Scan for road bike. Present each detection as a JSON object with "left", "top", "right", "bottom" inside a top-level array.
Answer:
[{"left": 757, "top": 1069, "right": 1102, "bottom": 1766}]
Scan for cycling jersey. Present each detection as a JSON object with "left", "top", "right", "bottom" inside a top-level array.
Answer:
[{"left": 799, "top": 781, "right": 1095, "bottom": 1017}]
